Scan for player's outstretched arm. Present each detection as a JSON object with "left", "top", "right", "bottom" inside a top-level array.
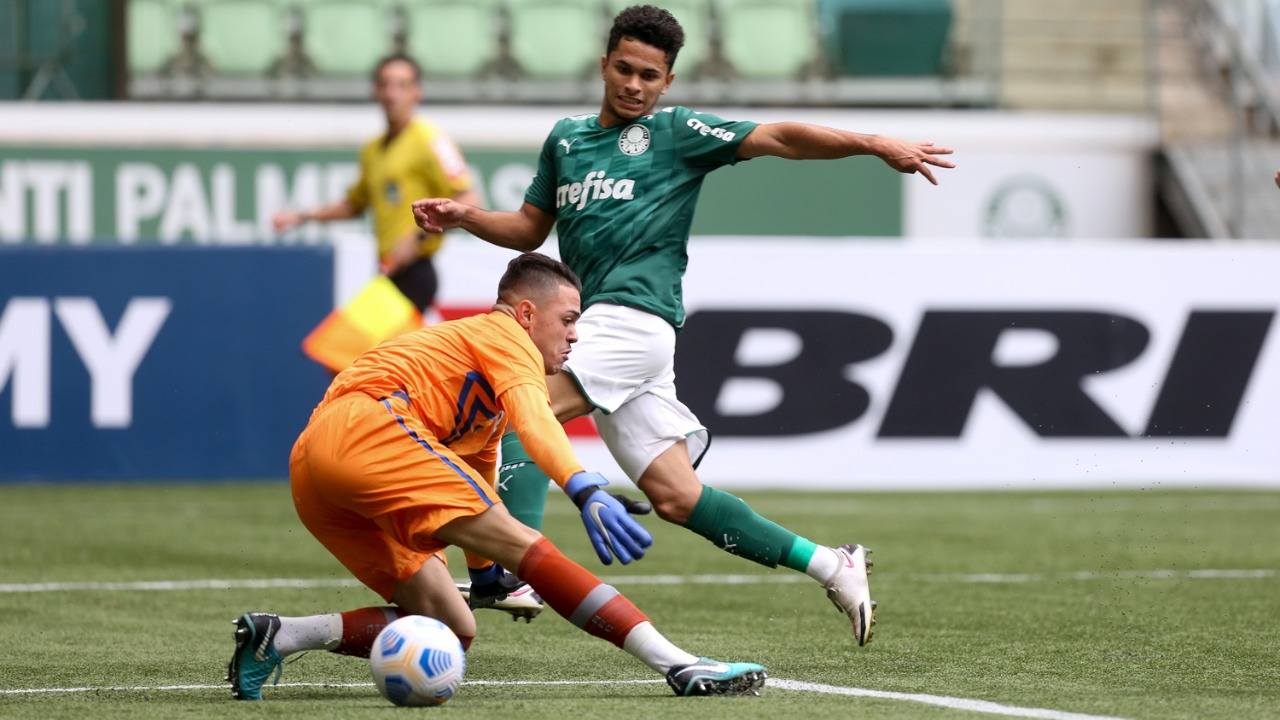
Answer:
[
  {"left": 411, "top": 198, "right": 554, "bottom": 252},
  {"left": 737, "top": 122, "right": 956, "bottom": 185},
  {"left": 501, "top": 384, "right": 652, "bottom": 564}
]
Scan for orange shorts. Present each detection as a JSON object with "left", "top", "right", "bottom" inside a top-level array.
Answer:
[{"left": 289, "top": 392, "right": 501, "bottom": 600}]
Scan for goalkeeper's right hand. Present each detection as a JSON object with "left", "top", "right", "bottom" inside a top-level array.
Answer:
[{"left": 564, "top": 471, "right": 653, "bottom": 565}]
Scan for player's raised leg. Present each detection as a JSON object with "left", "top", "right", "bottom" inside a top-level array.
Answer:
[
  {"left": 638, "top": 440, "right": 875, "bottom": 646},
  {"left": 434, "top": 504, "right": 767, "bottom": 696},
  {"left": 511, "top": 363, "right": 877, "bottom": 646}
]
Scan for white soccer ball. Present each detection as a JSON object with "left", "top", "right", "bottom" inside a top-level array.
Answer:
[{"left": 369, "top": 615, "right": 466, "bottom": 706}]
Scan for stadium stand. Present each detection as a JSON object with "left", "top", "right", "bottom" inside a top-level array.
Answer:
[
  {"left": 126, "top": 0, "right": 183, "bottom": 75},
  {"left": 118, "top": 0, "right": 1002, "bottom": 106},
  {"left": 817, "top": 0, "right": 952, "bottom": 77},
  {"left": 113, "top": 0, "right": 1243, "bottom": 121},
  {"left": 506, "top": 0, "right": 603, "bottom": 80},
  {"left": 190, "top": 0, "right": 289, "bottom": 76},
  {"left": 298, "top": 0, "right": 397, "bottom": 77},
  {"left": 1154, "top": 0, "right": 1280, "bottom": 239},
  {"left": 3, "top": 0, "right": 110, "bottom": 99},
  {"left": 404, "top": 0, "right": 504, "bottom": 79},
  {"left": 717, "top": 0, "right": 819, "bottom": 79},
  {"left": 999, "top": 0, "right": 1149, "bottom": 111}
]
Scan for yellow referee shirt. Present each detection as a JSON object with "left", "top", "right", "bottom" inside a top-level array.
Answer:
[{"left": 346, "top": 117, "right": 471, "bottom": 259}]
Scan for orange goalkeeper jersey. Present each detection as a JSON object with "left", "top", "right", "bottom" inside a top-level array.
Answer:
[{"left": 313, "top": 311, "right": 583, "bottom": 485}]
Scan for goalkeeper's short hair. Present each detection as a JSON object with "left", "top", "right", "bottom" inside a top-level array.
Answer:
[{"left": 497, "top": 253, "right": 582, "bottom": 305}]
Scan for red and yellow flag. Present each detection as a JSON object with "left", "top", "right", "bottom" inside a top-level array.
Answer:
[{"left": 302, "top": 276, "right": 421, "bottom": 373}]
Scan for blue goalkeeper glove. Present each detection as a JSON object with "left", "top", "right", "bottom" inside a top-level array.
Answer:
[{"left": 564, "top": 471, "right": 653, "bottom": 565}]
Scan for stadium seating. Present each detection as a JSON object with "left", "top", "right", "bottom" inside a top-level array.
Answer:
[
  {"left": 297, "top": 0, "right": 396, "bottom": 77},
  {"left": 118, "top": 0, "right": 994, "bottom": 104},
  {"left": 818, "top": 0, "right": 952, "bottom": 76},
  {"left": 403, "top": 0, "right": 502, "bottom": 78},
  {"left": 190, "top": 0, "right": 289, "bottom": 75},
  {"left": 605, "top": 0, "right": 714, "bottom": 76},
  {"left": 717, "top": 0, "right": 819, "bottom": 79},
  {"left": 506, "top": 0, "right": 604, "bottom": 80},
  {"left": 127, "top": 0, "right": 182, "bottom": 75}
]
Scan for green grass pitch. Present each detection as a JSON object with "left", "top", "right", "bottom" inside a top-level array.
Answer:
[{"left": 1, "top": 483, "right": 1278, "bottom": 719}]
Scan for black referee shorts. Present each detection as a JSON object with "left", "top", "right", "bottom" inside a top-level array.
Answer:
[{"left": 388, "top": 256, "right": 439, "bottom": 313}]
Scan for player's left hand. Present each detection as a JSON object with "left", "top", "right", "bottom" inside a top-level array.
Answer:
[
  {"left": 875, "top": 138, "right": 956, "bottom": 185},
  {"left": 565, "top": 472, "right": 653, "bottom": 565}
]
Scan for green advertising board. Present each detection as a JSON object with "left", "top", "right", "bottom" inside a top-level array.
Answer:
[{"left": 0, "top": 145, "right": 901, "bottom": 244}]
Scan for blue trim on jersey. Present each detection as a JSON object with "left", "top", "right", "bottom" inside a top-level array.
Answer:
[
  {"left": 381, "top": 398, "right": 494, "bottom": 507},
  {"left": 445, "top": 398, "right": 497, "bottom": 445},
  {"left": 452, "top": 372, "right": 496, "bottom": 425},
  {"left": 444, "top": 371, "right": 498, "bottom": 444}
]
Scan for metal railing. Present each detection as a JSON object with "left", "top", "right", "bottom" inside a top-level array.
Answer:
[{"left": 1160, "top": 0, "right": 1280, "bottom": 238}]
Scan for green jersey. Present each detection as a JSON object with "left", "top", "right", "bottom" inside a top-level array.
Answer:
[{"left": 524, "top": 106, "right": 758, "bottom": 328}]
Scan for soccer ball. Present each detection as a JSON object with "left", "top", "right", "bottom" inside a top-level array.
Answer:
[{"left": 369, "top": 615, "right": 466, "bottom": 706}]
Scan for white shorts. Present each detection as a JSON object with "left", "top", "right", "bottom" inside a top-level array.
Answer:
[{"left": 564, "top": 303, "right": 709, "bottom": 480}]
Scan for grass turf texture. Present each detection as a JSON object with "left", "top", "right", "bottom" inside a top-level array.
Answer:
[{"left": 1, "top": 484, "right": 1277, "bottom": 719}]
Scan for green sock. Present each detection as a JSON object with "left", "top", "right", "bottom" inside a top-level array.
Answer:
[
  {"left": 684, "top": 485, "right": 818, "bottom": 572},
  {"left": 497, "top": 431, "right": 550, "bottom": 531}
]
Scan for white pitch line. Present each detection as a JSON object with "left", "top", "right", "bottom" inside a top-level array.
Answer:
[
  {"left": 0, "top": 680, "right": 664, "bottom": 695},
  {"left": 0, "top": 678, "right": 1130, "bottom": 719},
  {"left": 0, "top": 578, "right": 364, "bottom": 593},
  {"left": 0, "top": 569, "right": 1273, "bottom": 594},
  {"left": 770, "top": 680, "right": 1126, "bottom": 720}
]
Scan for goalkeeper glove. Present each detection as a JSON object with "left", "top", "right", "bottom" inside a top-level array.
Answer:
[{"left": 564, "top": 471, "right": 653, "bottom": 565}]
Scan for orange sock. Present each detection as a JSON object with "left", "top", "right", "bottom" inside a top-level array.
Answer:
[
  {"left": 334, "top": 607, "right": 408, "bottom": 657},
  {"left": 517, "top": 537, "right": 648, "bottom": 647}
]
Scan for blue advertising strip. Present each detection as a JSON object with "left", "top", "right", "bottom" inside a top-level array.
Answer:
[{"left": 0, "top": 246, "right": 333, "bottom": 481}]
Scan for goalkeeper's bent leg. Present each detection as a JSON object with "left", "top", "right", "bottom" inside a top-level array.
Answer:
[
  {"left": 272, "top": 607, "right": 473, "bottom": 658},
  {"left": 516, "top": 537, "right": 697, "bottom": 673},
  {"left": 498, "top": 431, "right": 550, "bottom": 531}
]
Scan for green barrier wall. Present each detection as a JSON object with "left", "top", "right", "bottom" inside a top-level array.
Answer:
[{"left": 0, "top": 145, "right": 903, "bottom": 243}]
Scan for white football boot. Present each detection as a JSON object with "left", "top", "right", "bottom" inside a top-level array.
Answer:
[
  {"left": 455, "top": 580, "right": 544, "bottom": 622},
  {"left": 823, "top": 544, "right": 876, "bottom": 646}
]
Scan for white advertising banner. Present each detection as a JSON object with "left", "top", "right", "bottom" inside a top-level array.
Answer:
[
  {"left": 423, "top": 238, "right": 1280, "bottom": 490},
  {"left": 904, "top": 151, "right": 1153, "bottom": 239},
  {"left": 900, "top": 112, "right": 1157, "bottom": 239}
]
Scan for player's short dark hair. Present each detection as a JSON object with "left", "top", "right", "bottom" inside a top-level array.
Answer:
[
  {"left": 497, "top": 253, "right": 581, "bottom": 304},
  {"left": 372, "top": 53, "right": 421, "bottom": 83},
  {"left": 607, "top": 5, "right": 684, "bottom": 70}
]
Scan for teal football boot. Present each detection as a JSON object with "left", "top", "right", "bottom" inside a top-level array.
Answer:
[
  {"left": 666, "top": 658, "right": 767, "bottom": 696},
  {"left": 226, "top": 612, "right": 283, "bottom": 700}
]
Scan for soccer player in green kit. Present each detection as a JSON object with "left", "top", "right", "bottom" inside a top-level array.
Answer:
[{"left": 413, "top": 4, "right": 954, "bottom": 647}]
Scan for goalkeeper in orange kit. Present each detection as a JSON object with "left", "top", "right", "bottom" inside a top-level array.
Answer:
[{"left": 226, "top": 253, "right": 766, "bottom": 701}]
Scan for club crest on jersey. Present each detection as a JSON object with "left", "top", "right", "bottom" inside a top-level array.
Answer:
[
  {"left": 556, "top": 170, "right": 636, "bottom": 210},
  {"left": 618, "top": 124, "right": 650, "bottom": 156}
]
